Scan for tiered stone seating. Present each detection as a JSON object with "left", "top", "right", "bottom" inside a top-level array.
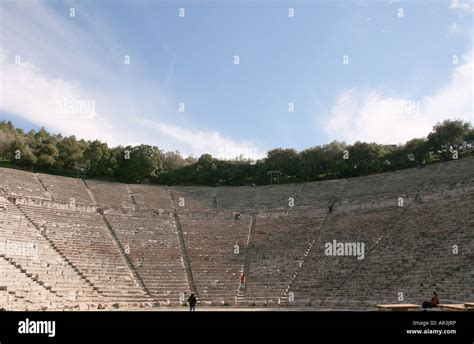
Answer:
[
  {"left": 172, "top": 187, "right": 215, "bottom": 211},
  {"left": 0, "top": 156, "right": 472, "bottom": 310},
  {"left": 366, "top": 157, "right": 474, "bottom": 206},
  {"left": 424, "top": 157, "right": 474, "bottom": 196},
  {"left": 0, "top": 257, "right": 59, "bottom": 311},
  {"left": 377, "top": 167, "right": 435, "bottom": 202},
  {"left": 255, "top": 184, "right": 302, "bottom": 211},
  {"left": 85, "top": 180, "right": 133, "bottom": 208},
  {"left": 438, "top": 261, "right": 473, "bottom": 302},
  {"left": 309, "top": 195, "right": 473, "bottom": 309},
  {"left": 179, "top": 213, "right": 250, "bottom": 304},
  {"left": 341, "top": 173, "right": 398, "bottom": 207},
  {"left": 0, "top": 168, "right": 50, "bottom": 199},
  {"left": 337, "top": 168, "right": 435, "bottom": 211},
  {"left": 37, "top": 173, "right": 93, "bottom": 204},
  {"left": 127, "top": 184, "right": 172, "bottom": 209},
  {"left": 298, "top": 179, "right": 346, "bottom": 209},
  {"left": 19, "top": 204, "right": 150, "bottom": 304},
  {"left": 246, "top": 210, "right": 326, "bottom": 305},
  {"left": 0, "top": 196, "right": 101, "bottom": 306},
  {"left": 106, "top": 213, "right": 190, "bottom": 304},
  {"left": 214, "top": 187, "right": 258, "bottom": 211},
  {"left": 288, "top": 207, "right": 398, "bottom": 308},
  {"left": 381, "top": 195, "right": 473, "bottom": 303}
]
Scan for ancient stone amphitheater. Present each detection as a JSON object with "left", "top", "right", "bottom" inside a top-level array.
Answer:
[{"left": 0, "top": 157, "right": 473, "bottom": 311}]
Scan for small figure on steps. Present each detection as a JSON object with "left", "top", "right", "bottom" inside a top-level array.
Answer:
[
  {"left": 422, "top": 291, "right": 439, "bottom": 310},
  {"left": 240, "top": 273, "right": 246, "bottom": 290},
  {"left": 188, "top": 293, "right": 197, "bottom": 312}
]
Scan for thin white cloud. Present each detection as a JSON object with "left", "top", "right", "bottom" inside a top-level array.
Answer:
[
  {"left": 450, "top": 0, "right": 474, "bottom": 12},
  {"left": 136, "top": 119, "right": 264, "bottom": 160},
  {"left": 324, "top": 49, "right": 474, "bottom": 144},
  {"left": 0, "top": 2, "right": 120, "bottom": 81},
  {"left": 0, "top": 2, "right": 264, "bottom": 159},
  {"left": 0, "top": 49, "right": 115, "bottom": 143},
  {"left": 447, "top": 0, "right": 473, "bottom": 37},
  {"left": 0, "top": 48, "right": 263, "bottom": 159}
]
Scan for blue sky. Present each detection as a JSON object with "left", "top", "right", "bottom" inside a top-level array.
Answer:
[{"left": 0, "top": 0, "right": 473, "bottom": 159}]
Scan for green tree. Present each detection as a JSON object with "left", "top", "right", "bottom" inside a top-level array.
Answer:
[
  {"left": 298, "top": 147, "right": 324, "bottom": 179},
  {"left": 347, "top": 142, "right": 385, "bottom": 176},
  {"left": 83, "top": 140, "right": 113, "bottom": 177},
  {"left": 31, "top": 128, "right": 59, "bottom": 170},
  {"left": 428, "top": 120, "right": 472, "bottom": 160},
  {"left": 320, "top": 140, "right": 347, "bottom": 178},
  {"left": 163, "top": 151, "right": 187, "bottom": 172},
  {"left": 115, "top": 145, "right": 164, "bottom": 183},
  {"left": 404, "top": 138, "right": 431, "bottom": 165},
  {"left": 195, "top": 154, "right": 219, "bottom": 185},
  {"left": 56, "top": 136, "right": 84, "bottom": 173},
  {"left": 8, "top": 137, "right": 37, "bottom": 167},
  {"left": 0, "top": 122, "right": 16, "bottom": 160},
  {"left": 265, "top": 148, "right": 299, "bottom": 179}
]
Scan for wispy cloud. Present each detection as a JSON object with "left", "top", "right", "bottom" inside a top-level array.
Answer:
[
  {"left": 324, "top": 49, "right": 473, "bottom": 144},
  {"left": 450, "top": 0, "right": 474, "bottom": 12},
  {"left": 136, "top": 119, "right": 263, "bottom": 160},
  {"left": 0, "top": 48, "right": 115, "bottom": 142},
  {"left": 447, "top": 0, "right": 473, "bottom": 36},
  {"left": 0, "top": 2, "right": 263, "bottom": 159}
]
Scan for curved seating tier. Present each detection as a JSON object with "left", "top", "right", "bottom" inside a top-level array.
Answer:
[
  {"left": 18, "top": 205, "right": 150, "bottom": 303},
  {"left": 105, "top": 213, "right": 189, "bottom": 303},
  {"left": 0, "top": 156, "right": 472, "bottom": 309},
  {"left": 179, "top": 214, "right": 250, "bottom": 304}
]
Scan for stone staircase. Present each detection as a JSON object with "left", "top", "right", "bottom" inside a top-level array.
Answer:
[
  {"left": 100, "top": 212, "right": 154, "bottom": 303},
  {"left": 13, "top": 200, "right": 100, "bottom": 294},
  {"left": 169, "top": 191, "right": 198, "bottom": 299},
  {"left": 1, "top": 255, "right": 58, "bottom": 295},
  {"left": 0, "top": 157, "right": 473, "bottom": 310},
  {"left": 236, "top": 212, "right": 257, "bottom": 305}
]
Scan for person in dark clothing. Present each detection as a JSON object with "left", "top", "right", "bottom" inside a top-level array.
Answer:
[
  {"left": 188, "top": 293, "right": 197, "bottom": 312},
  {"left": 422, "top": 291, "right": 440, "bottom": 309}
]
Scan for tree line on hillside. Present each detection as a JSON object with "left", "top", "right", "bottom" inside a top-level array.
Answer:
[{"left": 0, "top": 120, "right": 472, "bottom": 186}]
